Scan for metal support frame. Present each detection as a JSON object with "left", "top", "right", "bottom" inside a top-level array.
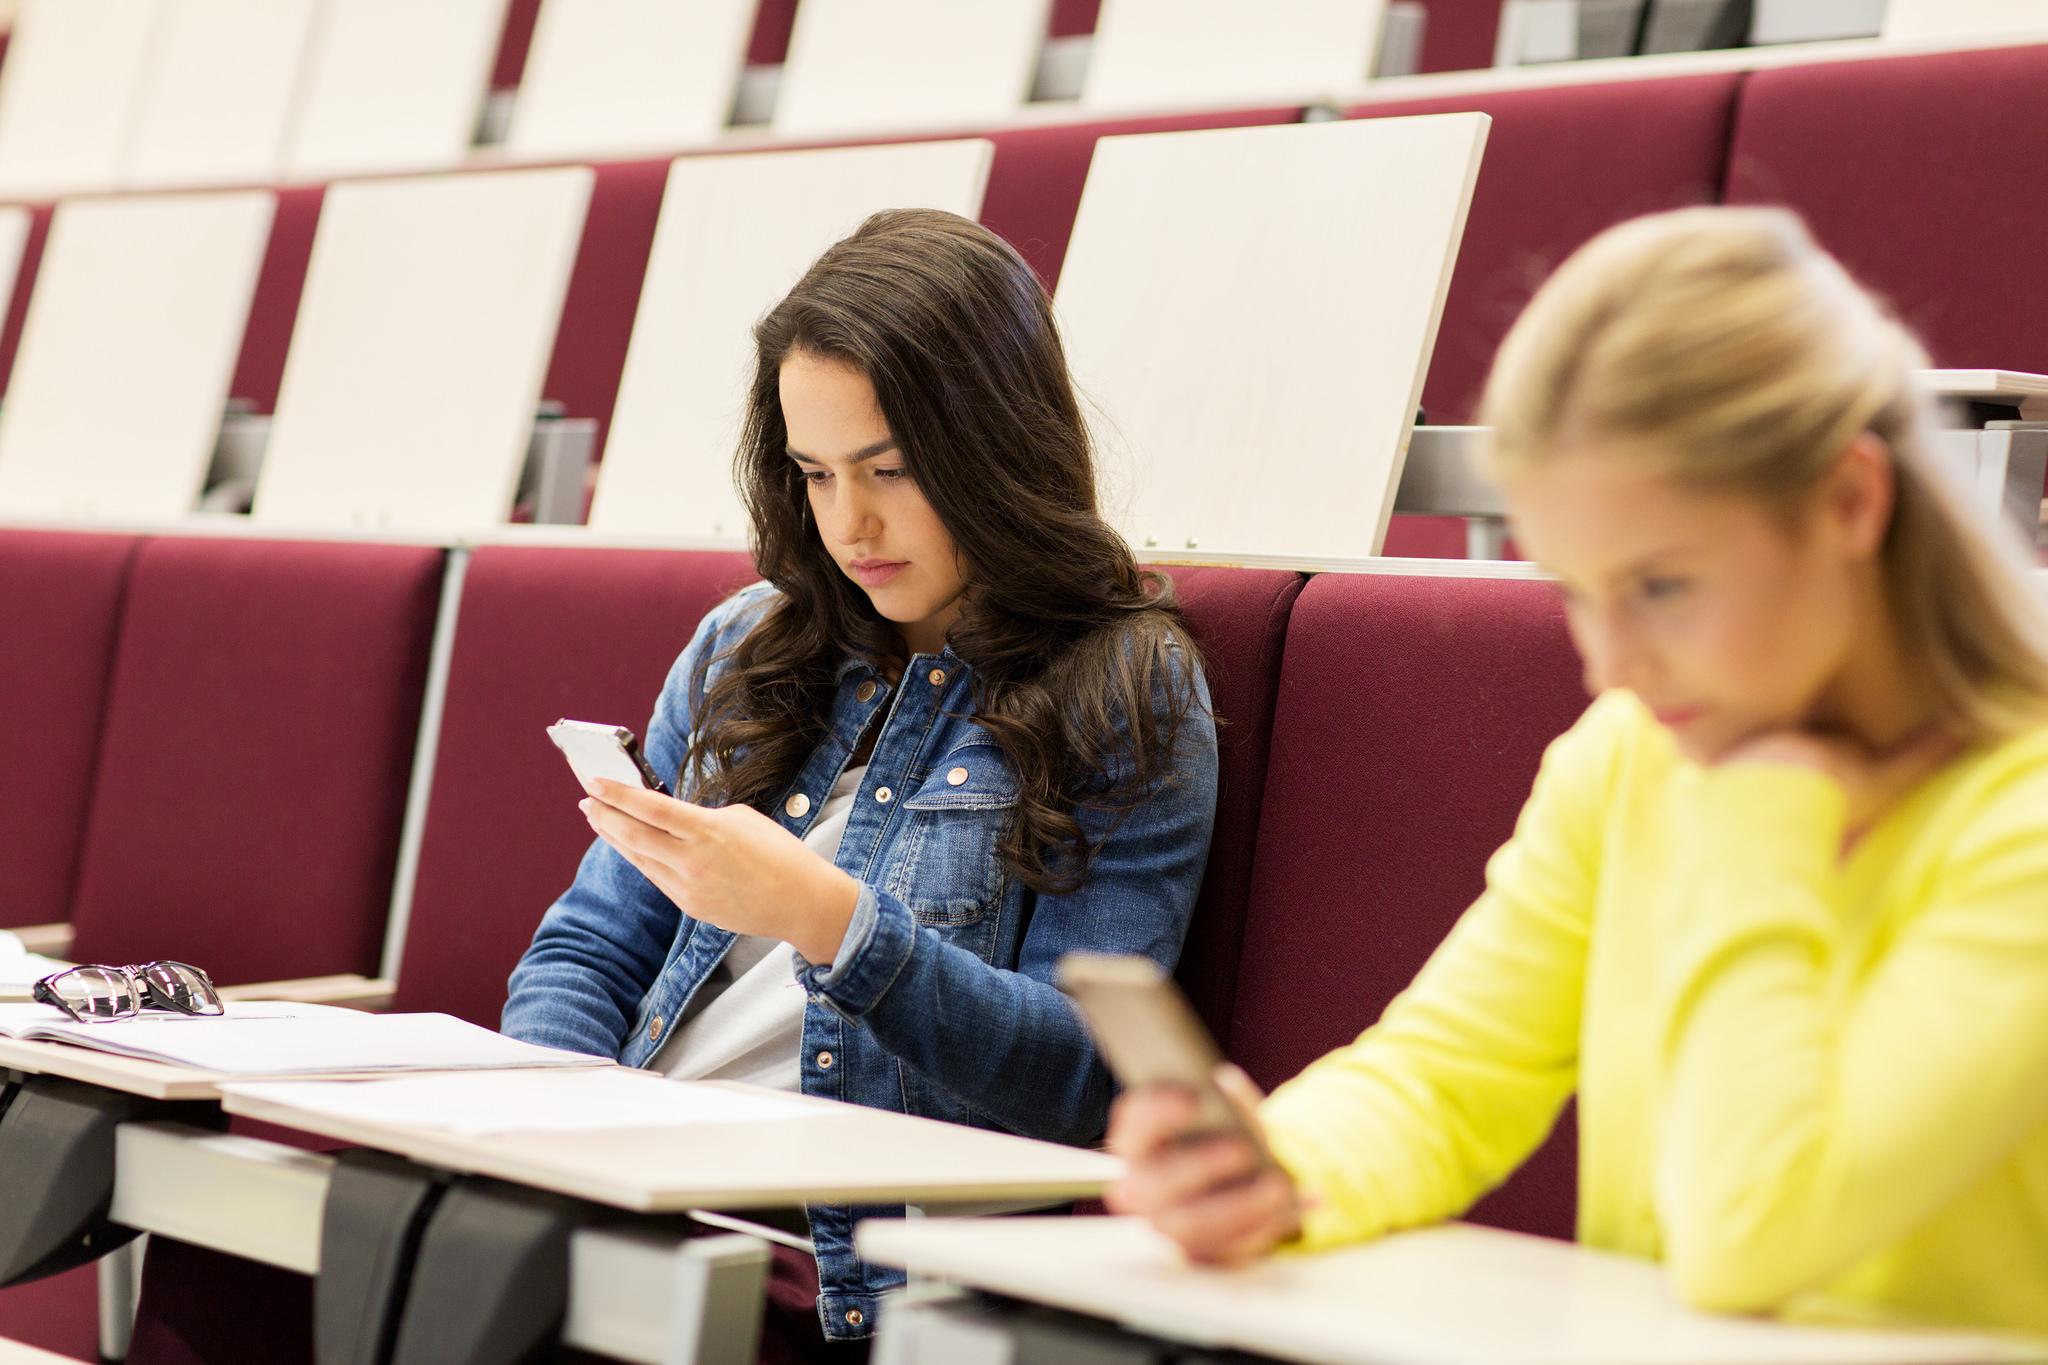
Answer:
[
  {"left": 95, "top": 1122, "right": 772, "bottom": 1365},
  {"left": 1494, "top": 0, "right": 1753, "bottom": 64},
  {"left": 1396, "top": 418, "right": 2048, "bottom": 561},
  {"left": 200, "top": 411, "right": 596, "bottom": 527}
]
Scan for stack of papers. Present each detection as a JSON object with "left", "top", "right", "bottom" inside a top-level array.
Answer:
[
  {"left": 0, "top": 1000, "right": 612, "bottom": 1077},
  {"left": 0, "top": 930, "right": 69, "bottom": 1000},
  {"left": 224, "top": 1069, "right": 824, "bottom": 1136}
]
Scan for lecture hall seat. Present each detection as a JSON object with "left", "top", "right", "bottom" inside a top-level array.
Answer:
[
  {"left": 1228, "top": 570, "right": 1589, "bottom": 1240},
  {"left": 0, "top": 530, "right": 137, "bottom": 931},
  {"left": 1724, "top": 41, "right": 2048, "bottom": 378},
  {"left": 63, "top": 536, "right": 443, "bottom": 985}
]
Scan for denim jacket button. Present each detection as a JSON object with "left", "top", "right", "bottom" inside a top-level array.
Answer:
[
  {"left": 874, "top": 787, "right": 893, "bottom": 804},
  {"left": 785, "top": 792, "right": 811, "bottom": 818},
  {"left": 855, "top": 680, "right": 877, "bottom": 703},
  {"left": 816, "top": 1050, "right": 834, "bottom": 1069},
  {"left": 946, "top": 766, "right": 969, "bottom": 786},
  {"left": 647, "top": 1016, "right": 664, "bottom": 1043},
  {"left": 926, "top": 668, "right": 947, "bottom": 687},
  {"left": 844, "top": 1309, "right": 864, "bottom": 1327}
]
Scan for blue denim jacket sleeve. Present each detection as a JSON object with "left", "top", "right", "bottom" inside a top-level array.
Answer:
[
  {"left": 500, "top": 598, "right": 739, "bottom": 1057},
  {"left": 798, "top": 655, "right": 1219, "bottom": 1146}
]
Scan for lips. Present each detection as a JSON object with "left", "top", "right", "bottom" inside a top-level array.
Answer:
[
  {"left": 1652, "top": 704, "right": 1706, "bottom": 728},
  {"left": 849, "top": 559, "right": 908, "bottom": 588}
]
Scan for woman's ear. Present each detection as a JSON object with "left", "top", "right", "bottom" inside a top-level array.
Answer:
[{"left": 1822, "top": 432, "right": 1896, "bottom": 561}]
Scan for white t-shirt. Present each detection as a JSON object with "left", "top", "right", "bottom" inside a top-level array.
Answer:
[{"left": 654, "top": 764, "right": 866, "bottom": 1091}]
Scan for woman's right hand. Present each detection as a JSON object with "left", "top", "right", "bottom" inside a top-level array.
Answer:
[{"left": 1104, "top": 1063, "right": 1304, "bottom": 1265}]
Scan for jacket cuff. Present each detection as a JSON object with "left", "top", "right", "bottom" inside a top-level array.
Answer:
[{"left": 801, "top": 883, "right": 916, "bottom": 1018}]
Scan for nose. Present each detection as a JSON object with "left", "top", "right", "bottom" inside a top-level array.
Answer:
[
  {"left": 821, "top": 476, "right": 882, "bottom": 546},
  {"left": 1575, "top": 605, "right": 1652, "bottom": 697}
]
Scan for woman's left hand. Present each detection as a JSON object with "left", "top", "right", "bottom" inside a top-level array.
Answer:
[
  {"left": 1715, "top": 726, "right": 1959, "bottom": 837},
  {"left": 580, "top": 779, "right": 862, "bottom": 965}
]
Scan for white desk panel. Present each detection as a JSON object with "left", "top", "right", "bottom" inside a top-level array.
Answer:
[
  {"left": 286, "top": 0, "right": 510, "bottom": 179},
  {"left": 773, "top": 0, "right": 1050, "bottom": 138},
  {"left": 860, "top": 1217, "right": 2048, "bottom": 1365},
  {"left": 1084, "top": 0, "right": 1387, "bottom": 110},
  {"left": 0, "top": 0, "right": 165, "bottom": 198},
  {"left": 0, "top": 192, "right": 274, "bottom": 524},
  {"left": 1885, "top": 1, "right": 2048, "bottom": 42},
  {"left": 1054, "top": 115, "right": 1486, "bottom": 561},
  {"left": 253, "top": 167, "right": 593, "bottom": 534},
  {"left": 222, "top": 1076, "right": 1120, "bottom": 1213},
  {"left": 120, "top": 0, "right": 325, "bottom": 190},
  {"left": 590, "top": 140, "right": 992, "bottom": 539},
  {"left": 507, "top": 0, "right": 756, "bottom": 160}
]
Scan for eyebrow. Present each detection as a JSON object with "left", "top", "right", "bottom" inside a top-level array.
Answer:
[{"left": 786, "top": 438, "right": 899, "bottom": 465}]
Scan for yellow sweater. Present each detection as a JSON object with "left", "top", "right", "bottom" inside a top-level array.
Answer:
[{"left": 1260, "top": 690, "right": 2048, "bottom": 1334}]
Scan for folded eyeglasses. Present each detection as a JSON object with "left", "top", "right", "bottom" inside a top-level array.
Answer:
[{"left": 32, "top": 961, "right": 223, "bottom": 1023}]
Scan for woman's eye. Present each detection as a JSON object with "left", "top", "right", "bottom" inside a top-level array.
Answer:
[
  {"left": 800, "top": 469, "right": 831, "bottom": 485},
  {"left": 871, "top": 466, "right": 908, "bottom": 481},
  {"left": 1640, "top": 576, "right": 1689, "bottom": 601}
]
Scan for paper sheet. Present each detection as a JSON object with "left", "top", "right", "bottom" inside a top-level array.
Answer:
[
  {"left": 223, "top": 1069, "right": 826, "bottom": 1135},
  {"left": 0, "top": 1000, "right": 606, "bottom": 1076},
  {"left": 0, "top": 930, "right": 69, "bottom": 992}
]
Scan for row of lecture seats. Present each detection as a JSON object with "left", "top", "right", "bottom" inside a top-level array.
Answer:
[
  {"left": 1, "top": 39, "right": 2045, "bottom": 564},
  {"left": 0, "top": 0, "right": 1446, "bottom": 198},
  {"left": 0, "top": 525, "right": 1584, "bottom": 1359}
]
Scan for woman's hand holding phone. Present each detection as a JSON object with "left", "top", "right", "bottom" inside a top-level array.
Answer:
[
  {"left": 1104, "top": 1063, "right": 1305, "bottom": 1266},
  {"left": 579, "top": 778, "right": 861, "bottom": 966}
]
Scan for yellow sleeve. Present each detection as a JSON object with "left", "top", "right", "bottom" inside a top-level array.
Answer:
[
  {"left": 1652, "top": 750, "right": 2048, "bottom": 1311},
  {"left": 1257, "top": 693, "right": 1625, "bottom": 1250}
]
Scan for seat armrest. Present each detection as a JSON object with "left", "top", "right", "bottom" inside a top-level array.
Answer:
[{"left": 216, "top": 974, "right": 397, "bottom": 1011}]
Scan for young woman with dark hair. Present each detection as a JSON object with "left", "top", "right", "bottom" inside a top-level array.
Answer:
[{"left": 501, "top": 208, "right": 1220, "bottom": 1349}]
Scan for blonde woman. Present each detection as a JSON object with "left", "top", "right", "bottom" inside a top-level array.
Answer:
[{"left": 1106, "top": 206, "right": 2048, "bottom": 1334}]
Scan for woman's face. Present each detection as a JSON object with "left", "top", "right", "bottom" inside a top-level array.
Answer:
[
  {"left": 1504, "top": 444, "right": 1880, "bottom": 762},
  {"left": 780, "top": 349, "right": 968, "bottom": 656}
]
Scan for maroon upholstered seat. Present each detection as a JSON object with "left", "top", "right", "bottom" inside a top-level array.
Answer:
[
  {"left": 1230, "top": 570, "right": 1588, "bottom": 1239},
  {"left": 0, "top": 531, "right": 138, "bottom": 929},
  {"left": 1154, "top": 567, "right": 1305, "bottom": 1037},
  {"left": 392, "top": 546, "right": 756, "bottom": 1023},
  {"left": 1051, "top": 0, "right": 1101, "bottom": 35},
  {"left": 983, "top": 106, "right": 1305, "bottom": 290},
  {"left": 65, "top": 537, "right": 444, "bottom": 985},
  {"left": 538, "top": 156, "right": 672, "bottom": 464},
  {"left": 229, "top": 182, "right": 324, "bottom": 414},
  {"left": 0, "top": 203, "right": 51, "bottom": 397},
  {"left": 0, "top": 1257, "right": 99, "bottom": 1358},
  {"left": 1347, "top": 73, "right": 1740, "bottom": 423},
  {"left": 1725, "top": 42, "right": 2048, "bottom": 375},
  {"left": 1416, "top": 0, "right": 1507, "bottom": 72}
]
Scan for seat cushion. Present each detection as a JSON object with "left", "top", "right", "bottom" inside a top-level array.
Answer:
[
  {"left": 1232, "top": 570, "right": 1588, "bottom": 1238},
  {"left": 229, "top": 183, "right": 324, "bottom": 414},
  {"left": 0, "top": 204, "right": 51, "bottom": 398},
  {"left": 1346, "top": 72, "right": 1740, "bottom": 423},
  {"left": 1726, "top": 42, "right": 2048, "bottom": 375},
  {"left": 0, "top": 530, "right": 139, "bottom": 928},
  {"left": 68, "top": 537, "right": 444, "bottom": 984},
  {"left": 394, "top": 546, "right": 756, "bottom": 1023},
  {"left": 1155, "top": 566, "right": 1304, "bottom": 1037}
]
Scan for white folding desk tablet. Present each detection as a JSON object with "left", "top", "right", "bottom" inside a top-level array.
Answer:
[{"left": 859, "top": 1216, "right": 2048, "bottom": 1365}]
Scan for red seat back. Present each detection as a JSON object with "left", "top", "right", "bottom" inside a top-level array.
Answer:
[
  {"left": 394, "top": 546, "right": 756, "bottom": 1023},
  {"left": 1231, "top": 570, "right": 1588, "bottom": 1239},
  {"left": 1155, "top": 567, "right": 1304, "bottom": 1037},
  {"left": 1726, "top": 42, "right": 2048, "bottom": 374},
  {"left": 68, "top": 537, "right": 444, "bottom": 984},
  {"left": 1347, "top": 73, "right": 1740, "bottom": 423},
  {"left": 0, "top": 530, "right": 138, "bottom": 928}
]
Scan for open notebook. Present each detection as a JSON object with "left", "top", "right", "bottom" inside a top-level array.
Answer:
[
  {"left": 0, "top": 931, "right": 70, "bottom": 1001},
  {"left": 0, "top": 1000, "right": 611, "bottom": 1077}
]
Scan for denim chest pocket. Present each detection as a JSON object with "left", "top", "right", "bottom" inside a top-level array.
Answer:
[{"left": 883, "top": 742, "right": 1017, "bottom": 945}]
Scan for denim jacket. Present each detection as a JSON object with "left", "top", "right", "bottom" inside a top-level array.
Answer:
[{"left": 502, "top": 583, "right": 1218, "bottom": 1338}]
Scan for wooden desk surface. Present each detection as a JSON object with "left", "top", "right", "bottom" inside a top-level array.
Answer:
[
  {"left": 220, "top": 1081, "right": 1120, "bottom": 1214},
  {"left": 856, "top": 1216, "right": 2048, "bottom": 1365},
  {"left": 1, "top": 1035, "right": 248, "bottom": 1101}
]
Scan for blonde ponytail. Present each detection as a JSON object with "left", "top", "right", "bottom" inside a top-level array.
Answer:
[{"left": 1480, "top": 206, "right": 2048, "bottom": 741}]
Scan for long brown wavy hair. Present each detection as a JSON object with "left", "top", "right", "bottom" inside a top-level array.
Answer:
[{"left": 680, "top": 208, "right": 1202, "bottom": 895}]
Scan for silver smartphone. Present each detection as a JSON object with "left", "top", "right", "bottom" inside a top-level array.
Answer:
[
  {"left": 1059, "top": 952, "right": 1272, "bottom": 1161},
  {"left": 546, "top": 719, "right": 670, "bottom": 795}
]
